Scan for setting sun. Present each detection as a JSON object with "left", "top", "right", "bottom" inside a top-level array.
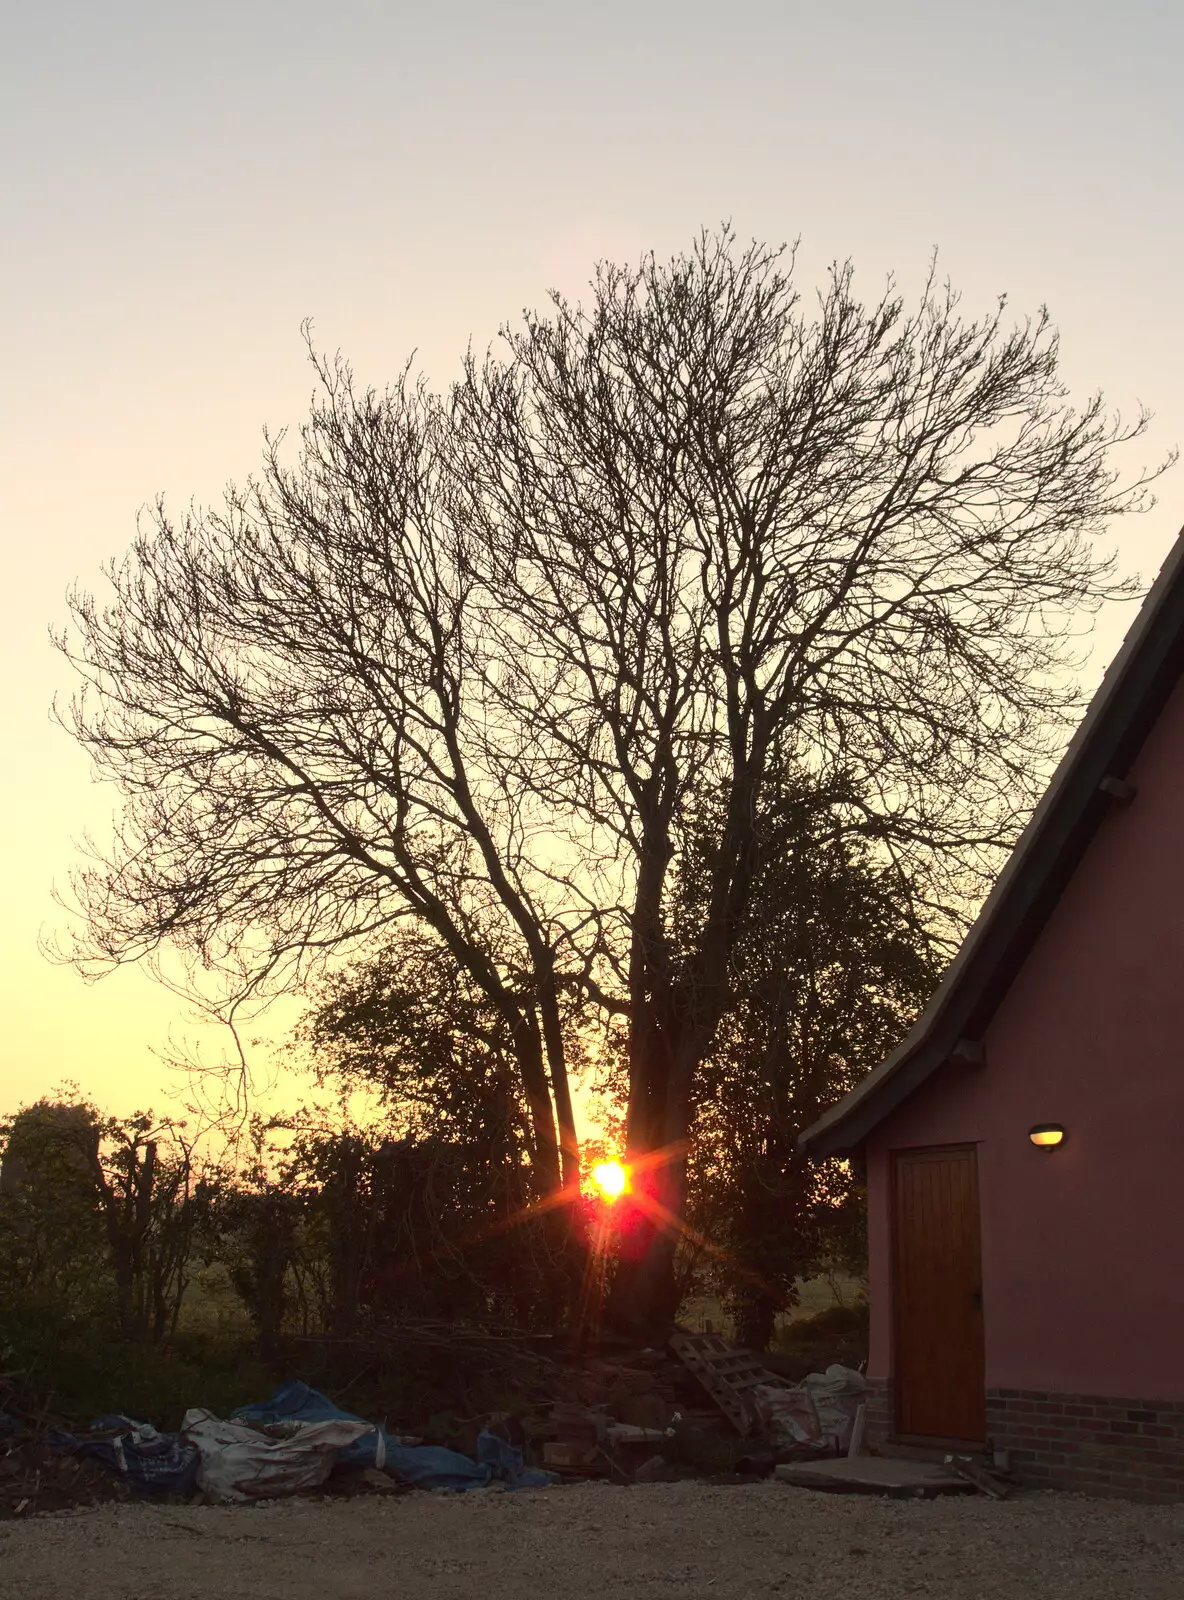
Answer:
[{"left": 590, "top": 1160, "right": 629, "bottom": 1202}]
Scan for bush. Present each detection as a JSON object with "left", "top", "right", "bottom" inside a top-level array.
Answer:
[
  {"left": 0, "top": 1299, "right": 274, "bottom": 1431},
  {"left": 767, "top": 1301, "right": 869, "bottom": 1381}
]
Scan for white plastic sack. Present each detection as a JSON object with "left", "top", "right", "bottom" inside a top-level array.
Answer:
[
  {"left": 750, "top": 1385, "right": 822, "bottom": 1448},
  {"left": 802, "top": 1364, "right": 866, "bottom": 1446},
  {"left": 181, "top": 1408, "right": 371, "bottom": 1502}
]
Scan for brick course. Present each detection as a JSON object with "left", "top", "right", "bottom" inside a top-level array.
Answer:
[
  {"left": 986, "top": 1388, "right": 1184, "bottom": 1501},
  {"left": 860, "top": 1380, "right": 1184, "bottom": 1500}
]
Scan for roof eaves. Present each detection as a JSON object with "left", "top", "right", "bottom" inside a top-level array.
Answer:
[{"left": 799, "top": 525, "right": 1184, "bottom": 1158}]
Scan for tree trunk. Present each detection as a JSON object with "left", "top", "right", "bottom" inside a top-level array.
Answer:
[
  {"left": 111, "top": 1244, "right": 139, "bottom": 1341},
  {"left": 608, "top": 1014, "right": 697, "bottom": 1333},
  {"left": 538, "top": 974, "right": 581, "bottom": 1191},
  {"left": 734, "top": 1290, "right": 779, "bottom": 1353},
  {"left": 508, "top": 1010, "right": 563, "bottom": 1196}
]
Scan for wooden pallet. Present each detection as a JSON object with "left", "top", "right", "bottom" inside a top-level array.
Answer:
[{"left": 667, "top": 1329, "right": 793, "bottom": 1435}]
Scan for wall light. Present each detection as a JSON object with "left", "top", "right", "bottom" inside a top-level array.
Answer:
[{"left": 1029, "top": 1123, "right": 1066, "bottom": 1150}]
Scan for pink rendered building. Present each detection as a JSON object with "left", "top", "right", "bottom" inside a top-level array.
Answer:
[{"left": 800, "top": 526, "right": 1184, "bottom": 1501}]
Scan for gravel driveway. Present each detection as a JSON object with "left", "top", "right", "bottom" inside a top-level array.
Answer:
[{"left": 2, "top": 1480, "right": 1182, "bottom": 1600}]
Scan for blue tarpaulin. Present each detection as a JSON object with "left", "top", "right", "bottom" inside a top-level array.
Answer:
[
  {"left": 75, "top": 1415, "right": 201, "bottom": 1498},
  {"left": 475, "top": 1426, "right": 557, "bottom": 1489},
  {"left": 233, "top": 1381, "right": 556, "bottom": 1492}
]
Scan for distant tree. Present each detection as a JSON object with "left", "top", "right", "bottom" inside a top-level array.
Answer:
[
  {"left": 296, "top": 930, "right": 571, "bottom": 1326},
  {"left": 57, "top": 227, "right": 1168, "bottom": 1327},
  {"left": 0, "top": 1096, "right": 213, "bottom": 1342},
  {"left": 678, "top": 776, "right": 939, "bottom": 1348},
  {"left": 300, "top": 928, "right": 540, "bottom": 1154},
  {"left": 0, "top": 1099, "right": 110, "bottom": 1322},
  {"left": 210, "top": 1163, "right": 304, "bottom": 1360}
]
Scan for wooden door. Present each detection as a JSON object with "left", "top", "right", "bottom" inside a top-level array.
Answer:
[{"left": 892, "top": 1145, "right": 985, "bottom": 1442}]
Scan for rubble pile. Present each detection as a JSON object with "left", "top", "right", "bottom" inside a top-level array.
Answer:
[
  {"left": 0, "top": 1329, "right": 867, "bottom": 1516},
  {"left": 0, "top": 1380, "right": 132, "bottom": 1519}
]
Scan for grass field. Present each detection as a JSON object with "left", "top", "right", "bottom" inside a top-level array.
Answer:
[{"left": 679, "top": 1271, "right": 866, "bottom": 1345}]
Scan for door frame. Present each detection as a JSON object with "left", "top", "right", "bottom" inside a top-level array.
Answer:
[{"left": 889, "top": 1141, "right": 986, "bottom": 1446}]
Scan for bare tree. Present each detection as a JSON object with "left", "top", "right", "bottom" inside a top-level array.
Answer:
[
  {"left": 57, "top": 228, "right": 1168, "bottom": 1326},
  {"left": 447, "top": 230, "right": 1167, "bottom": 1320},
  {"left": 57, "top": 364, "right": 581, "bottom": 1195}
]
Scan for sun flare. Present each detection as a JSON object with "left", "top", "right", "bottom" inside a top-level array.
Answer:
[{"left": 590, "top": 1159, "right": 629, "bottom": 1202}]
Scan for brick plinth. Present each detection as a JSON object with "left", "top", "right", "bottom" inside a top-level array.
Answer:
[
  {"left": 863, "top": 1376, "right": 893, "bottom": 1449},
  {"left": 986, "top": 1388, "right": 1184, "bottom": 1501}
]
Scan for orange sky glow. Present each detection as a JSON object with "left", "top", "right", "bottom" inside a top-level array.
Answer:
[{"left": 3, "top": 0, "right": 1182, "bottom": 1124}]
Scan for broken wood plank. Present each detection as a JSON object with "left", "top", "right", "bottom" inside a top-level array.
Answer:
[{"left": 944, "top": 1454, "right": 1011, "bottom": 1499}]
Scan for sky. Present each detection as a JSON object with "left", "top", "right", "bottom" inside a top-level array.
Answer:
[{"left": 3, "top": 0, "right": 1183, "bottom": 1122}]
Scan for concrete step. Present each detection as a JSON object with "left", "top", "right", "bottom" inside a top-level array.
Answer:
[{"left": 775, "top": 1456, "right": 974, "bottom": 1498}]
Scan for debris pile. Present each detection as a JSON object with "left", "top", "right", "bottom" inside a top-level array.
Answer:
[
  {"left": 1, "top": 1325, "right": 869, "bottom": 1516},
  {"left": 527, "top": 1334, "right": 866, "bottom": 1482},
  {"left": 0, "top": 1380, "right": 132, "bottom": 1520}
]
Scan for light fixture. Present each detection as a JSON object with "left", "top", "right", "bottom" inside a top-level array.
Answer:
[{"left": 1029, "top": 1123, "right": 1065, "bottom": 1149}]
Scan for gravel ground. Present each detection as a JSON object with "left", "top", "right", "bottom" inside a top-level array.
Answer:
[{"left": 2, "top": 1480, "right": 1183, "bottom": 1600}]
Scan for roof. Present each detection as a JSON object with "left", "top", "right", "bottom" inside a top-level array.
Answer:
[{"left": 799, "top": 524, "right": 1184, "bottom": 1158}]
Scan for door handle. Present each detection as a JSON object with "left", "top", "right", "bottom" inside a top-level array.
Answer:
[{"left": 971, "top": 1288, "right": 983, "bottom": 1309}]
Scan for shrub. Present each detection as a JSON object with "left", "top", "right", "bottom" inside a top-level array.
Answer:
[{"left": 768, "top": 1301, "right": 869, "bottom": 1380}]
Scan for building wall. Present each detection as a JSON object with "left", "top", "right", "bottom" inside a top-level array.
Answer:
[{"left": 865, "top": 672, "right": 1184, "bottom": 1413}]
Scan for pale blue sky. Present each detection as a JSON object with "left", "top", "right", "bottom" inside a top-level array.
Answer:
[{"left": 3, "top": 0, "right": 1182, "bottom": 1115}]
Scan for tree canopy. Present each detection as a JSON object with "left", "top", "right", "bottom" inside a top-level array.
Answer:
[
  {"left": 680, "top": 776, "right": 940, "bottom": 1346},
  {"left": 58, "top": 229, "right": 1167, "bottom": 1321}
]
